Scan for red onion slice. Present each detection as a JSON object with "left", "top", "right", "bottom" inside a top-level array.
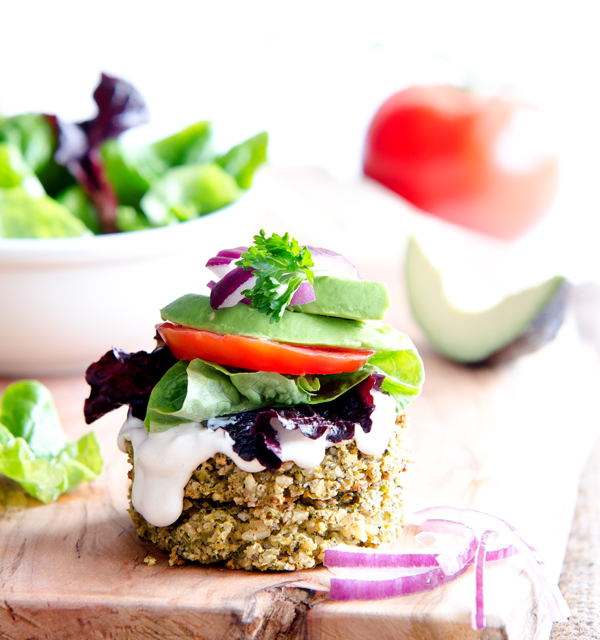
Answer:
[
  {"left": 289, "top": 281, "right": 316, "bottom": 305},
  {"left": 325, "top": 506, "right": 569, "bottom": 631},
  {"left": 409, "top": 507, "right": 516, "bottom": 563},
  {"left": 472, "top": 530, "right": 496, "bottom": 630},
  {"left": 307, "top": 246, "right": 360, "bottom": 279},
  {"left": 209, "top": 266, "right": 256, "bottom": 309},
  {"left": 329, "top": 564, "right": 469, "bottom": 601},
  {"left": 324, "top": 519, "right": 477, "bottom": 575},
  {"left": 205, "top": 246, "right": 248, "bottom": 279},
  {"left": 409, "top": 507, "right": 570, "bottom": 623}
]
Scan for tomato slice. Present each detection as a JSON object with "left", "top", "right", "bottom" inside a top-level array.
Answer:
[{"left": 157, "top": 322, "right": 375, "bottom": 375}]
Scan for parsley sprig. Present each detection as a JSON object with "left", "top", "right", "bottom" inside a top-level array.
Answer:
[{"left": 236, "top": 230, "right": 314, "bottom": 323}]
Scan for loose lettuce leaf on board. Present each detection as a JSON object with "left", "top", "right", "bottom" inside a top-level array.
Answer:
[
  {"left": 0, "top": 380, "right": 68, "bottom": 456},
  {"left": 0, "top": 381, "right": 103, "bottom": 504},
  {"left": 0, "top": 187, "right": 91, "bottom": 238}
]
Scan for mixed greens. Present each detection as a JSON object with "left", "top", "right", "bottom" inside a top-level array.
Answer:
[
  {"left": 0, "top": 73, "right": 268, "bottom": 238},
  {"left": 0, "top": 380, "right": 103, "bottom": 503}
]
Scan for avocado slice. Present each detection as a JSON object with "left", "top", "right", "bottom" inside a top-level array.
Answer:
[
  {"left": 295, "top": 276, "right": 390, "bottom": 320},
  {"left": 405, "top": 235, "right": 571, "bottom": 364},
  {"left": 161, "top": 294, "right": 410, "bottom": 352}
]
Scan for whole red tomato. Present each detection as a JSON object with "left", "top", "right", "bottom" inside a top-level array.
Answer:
[{"left": 363, "top": 85, "right": 559, "bottom": 240}]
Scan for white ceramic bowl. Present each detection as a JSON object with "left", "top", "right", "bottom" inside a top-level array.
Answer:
[{"left": 0, "top": 190, "right": 265, "bottom": 377}]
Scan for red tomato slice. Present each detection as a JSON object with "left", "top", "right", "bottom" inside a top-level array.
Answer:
[{"left": 157, "top": 322, "right": 375, "bottom": 375}]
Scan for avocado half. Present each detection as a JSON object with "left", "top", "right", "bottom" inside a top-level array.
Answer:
[{"left": 405, "top": 235, "right": 571, "bottom": 365}]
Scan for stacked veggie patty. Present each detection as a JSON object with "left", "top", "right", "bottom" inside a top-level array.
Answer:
[
  {"left": 84, "top": 232, "right": 424, "bottom": 572},
  {"left": 127, "top": 414, "right": 410, "bottom": 571}
]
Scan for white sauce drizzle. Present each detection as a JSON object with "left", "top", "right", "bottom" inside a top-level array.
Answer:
[{"left": 118, "top": 390, "right": 399, "bottom": 527}]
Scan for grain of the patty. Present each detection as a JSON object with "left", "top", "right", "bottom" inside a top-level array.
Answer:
[{"left": 127, "top": 414, "right": 411, "bottom": 571}]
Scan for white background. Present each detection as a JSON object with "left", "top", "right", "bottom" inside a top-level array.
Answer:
[{"left": 1, "top": 0, "right": 599, "bottom": 280}]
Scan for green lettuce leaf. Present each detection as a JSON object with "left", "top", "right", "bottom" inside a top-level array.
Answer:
[
  {"left": 0, "top": 113, "right": 55, "bottom": 175},
  {"left": 140, "top": 162, "right": 242, "bottom": 225},
  {"left": 0, "top": 141, "right": 45, "bottom": 196},
  {"left": 145, "top": 359, "right": 372, "bottom": 433},
  {"left": 100, "top": 138, "right": 166, "bottom": 209},
  {"left": 216, "top": 131, "right": 268, "bottom": 189},
  {"left": 0, "top": 381, "right": 103, "bottom": 503},
  {"left": 151, "top": 120, "right": 214, "bottom": 167},
  {"left": 55, "top": 184, "right": 101, "bottom": 234},
  {"left": 0, "top": 187, "right": 92, "bottom": 238},
  {"left": 369, "top": 346, "right": 425, "bottom": 411}
]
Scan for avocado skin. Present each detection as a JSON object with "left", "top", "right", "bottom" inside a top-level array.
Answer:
[
  {"left": 295, "top": 276, "right": 390, "bottom": 321},
  {"left": 160, "top": 294, "right": 403, "bottom": 351},
  {"left": 482, "top": 278, "right": 572, "bottom": 366}
]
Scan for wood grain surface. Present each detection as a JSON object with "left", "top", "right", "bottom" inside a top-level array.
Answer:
[{"left": 1, "top": 167, "right": 599, "bottom": 640}]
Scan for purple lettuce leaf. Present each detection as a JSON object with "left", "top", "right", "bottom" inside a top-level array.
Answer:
[
  {"left": 211, "top": 376, "right": 378, "bottom": 469},
  {"left": 84, "top": 344, "right": 177, "bottom": 424},
  {"left": 276, "top": 404, "right": 330, "bottom": 440},
  {"left": 314, "top": 375, "right": 376, "bottom": 443},
  {"left": 208, "top": 410, "right": 282, "bottom": 470},
  {"left": 51, "top": 73, "right": 149, "bottom": 234}
]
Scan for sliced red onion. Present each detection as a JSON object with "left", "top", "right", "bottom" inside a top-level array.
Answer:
[
  {"left": 409, "top": 507, "right": 516, "bottom": 563},
  {"left": 325, "top": 506, "right": 569, "bottom": 631},
  {"left": 409, "top": 507, "right": 570, "bottom": 623},
  {"left": 325, "top": 545, "right": 440, "bottom": 570},
  {"left": 205, "top": 246, "right": 248, "bottom": 279},
  {"left": 329, "top": 564, "right": 469, "bottom": 601},
  {"left": 289, "top": 281, "right": 316, "bottom": 305},
  {"left": 307, "top": 246, "right": 360, "bottom": 279},
  {"left": 209, "top": 266, "right": 256, "bottom": 309},
  {"left": 324, "top": 519, "right": 476, "bottom": 575},
  {"left": 421, "top": 519, "right": 478, "bottom": 576},
  {"left": 473, "top": 530, "right": 496, "bottom": 630}
]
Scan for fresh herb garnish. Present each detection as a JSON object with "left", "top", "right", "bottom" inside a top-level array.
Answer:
[{"left": 236, "top": 230, "right": 314, "bottom": 322}]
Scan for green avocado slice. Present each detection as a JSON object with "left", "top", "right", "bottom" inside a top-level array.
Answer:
[
  {"left": 405, "top": 234, "right": 571, "bottom": 364},
  {"left": 160, "top": 294, "right": 408, "bottom": 352},
  {"left": 294, "top": 276, "right": 390, "bottom": 320}
]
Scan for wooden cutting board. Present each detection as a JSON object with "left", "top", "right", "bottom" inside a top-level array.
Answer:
[{"left": 1, "top": 167, "right": 599, "bottom": 640}]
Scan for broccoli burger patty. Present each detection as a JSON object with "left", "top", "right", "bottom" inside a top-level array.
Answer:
[{"left": 127, "top": 413, "right": 411, "bottom": 571}]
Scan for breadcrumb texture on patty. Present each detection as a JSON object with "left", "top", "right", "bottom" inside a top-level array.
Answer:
[{"left": 127, "top": 413, "right": 411, "bottom": 571}]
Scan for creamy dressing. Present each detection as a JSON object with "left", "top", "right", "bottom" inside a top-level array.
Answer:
[{"left": 118, "top": 390, "right": 399, "bottom": 527}]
